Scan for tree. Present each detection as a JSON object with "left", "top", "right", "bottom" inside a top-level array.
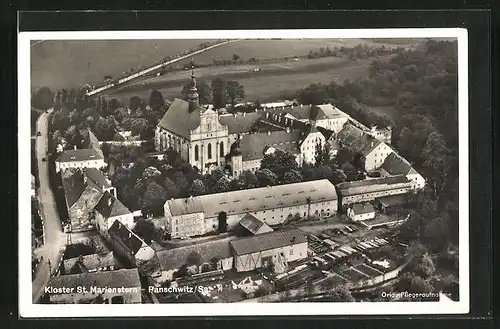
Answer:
[
  {"left": 421, "top": 132, "right": 450, "bottom": 200},
  {"left": 141, "top": 181, "right": 167, "bottom": 217},
  {"left": 32, "top": 87, "right": 54, "bottom": 110},
  {"left": 414, "top": 253, "right": 436, "bottom": 278},
  {"left": 93, "top": 117, "right": 116, "bottom": 141},
  {"left": 129, "top": 96, "right": 142, "bottom": 112},
  {"left": 232, "top": 53, "right": 240, "bottom": 61},
  {"left": 163, "top": 177, "right": 180, "bottom": 200},
  {"left": 312, "top": 165, "right": 333, "bottom": 181},
  {"left": 186, "top": 251, "right": 202, "bottom": 266},
  {"left": 189, "top": 179, "right": 206, "bottom": 196},
  {"left": 213, "top": 177, "right": 230, "bottom": 193},
  {"left": 256, "top": 169, "right": 278, "bottom": 187},
  {"left": 130, "top": 118, "right": 148, "bottom": 137},
  {"left": 142, "top": 166, "right": 162, "bottom": 182},
  {"left": 149, "top": 89, "right": 165, "bottom": 112},
  {"left": 423, "top": 216, "right": 450, "bottom": 253},
  {"left": 238, "top": 170, "right": 258, "bottom": 189},
  {"left": 260, "top": 150, "right": 299, "bottom": 180},
  {"left": 171, "top": 171, "right": 189, "bottom": 195},
  {"left": 327, "top": 285, "right": 355, "bottom": 302},
  {"left": 314, "top": 142, "right": 331, "bottom": 166},
  {"left": 217, "top": 211, "right": 228, "bottom": 233},
  {"left": 225, "top": 80, "right": 245, "bottom": 108},
  {"left": 134, "top": 219, "right": 156, "bottom": 244},
  {"left": 409, "top": 276, "right": 433, "bottom": 294},
  {"left": 211, "top": 78, "right": 227, "bottom": 109},
  {"left": 203, "top": 168, "right": 225, "bottom": 192},
  {"left": 283, "top": 170, "right": 302, "bottom": 184}
]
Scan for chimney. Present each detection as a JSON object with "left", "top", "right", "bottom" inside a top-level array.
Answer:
[
  {"left": 300, "top": 104, "right": 303, "bottom": 108},
  {"left": 286, "top": 127, "right": 290, "bottom": 133},
  {"left": 243, "top": 112, "right": 246, "bottom": 117},
  {"left": 108, "top": 197, "right": 112, "bottom": 207},
  {"left": 371, "top": 141, "right": 374, "bottom": 147},
  {"left": 267, "top": 131, "right": 271, "bottom": 135},
  {"left": 74, "top": 145, "right": 77, "bottom": 150}
]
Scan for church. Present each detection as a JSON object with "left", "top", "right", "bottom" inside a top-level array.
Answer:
[
  {"left": 155, "top": 70, "right": 397, "bottom": 177},
  {"left": 155, "top": 70, "right": 262, "bottom": 175}
]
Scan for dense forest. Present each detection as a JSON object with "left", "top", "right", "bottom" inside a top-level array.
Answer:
[{"left": 294, "top": 40, "right": 460, "bottom": 299}]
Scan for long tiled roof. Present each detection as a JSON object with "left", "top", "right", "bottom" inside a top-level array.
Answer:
[
  {"left": 48, "top": 268, "right": 141, "bottom": 291},
  {"left": 239, "top": 213, "right": 274, "bottom": 235},
  {"left": 218, "top": 112, "right": 261, "bottom": 134},
  {"left": 337, "top": 122, "right": 382, "bottom": 157},
  {"left": 239, "top": 130, "right": 301, "bottom": 161},
  {"left": 381, "top": 152, "right": 415, "bottom": 176},
  {"left": 56, "top": 148, "right": 104, "bottom": 163},
  {"left": 61, "top": 169, "right": 88, "bottom": 208},
  {"left": 157, "top": 98, "right": 202, "bottom": 139},
  {"left": 351, "top": 202, "right": 375, "bottom": 215},
  {"left": 94, "top": 191, "right": 131, "bottom": 218},
  {"left": 315, "top": 104, "right": 349, "bottom": 120},
  {"left": 166, "top": 179, "right": 338, "bottom": 219},
  {"left": 83, "top": 168, "right": 112, "bottom": 189},
  {"left": 156, "top": 238, "right": 233, "bottom": 271},
  {"left": 63, "top": 252, "right": 115, "bottom": 273},
  {"left": 229, "top": 229, "right": 307, "bottom": 256},
  {"left": 108, "top": 220, "right": 143, "bottom": 255},
  {"left": 337, "top": 175, "right": 412, "bottom": 197}
]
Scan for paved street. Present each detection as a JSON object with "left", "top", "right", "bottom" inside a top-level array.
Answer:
[{"left": 32, "top": 110, "right": 66, "bottom": 303}]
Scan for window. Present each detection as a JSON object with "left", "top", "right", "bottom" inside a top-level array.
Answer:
[
  {"left": 220, "top": 142, "right": 224, "bottom": 157},
  {"left": 290, "top": 249, "right": 294, "bottom": 255},
  {"left": 194, "top": 145, "right": 199, "bottom": 161},
  {"left": 207, "top": 143, "right": 212, "bottom": 159}
]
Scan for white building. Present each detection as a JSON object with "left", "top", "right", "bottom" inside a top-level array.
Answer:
[
  {"left": 94, "top": 191, "right": 134, "bottom": 235},
  {"left": 229, "top": 229, "right": 308, "bottom": 272},
  {"left": 347, "top": 203, "right": 376, "bottom": 221},
  {"left": 337, "top": 175, "right": 414, "bottom": 208},
  {"left": 55, "top": 148, "right": 107, "bottom": 173},
  {"left": 164, "top": 179, "right": 338, "bottom": 238},
  {"left": 336, "top": 122, "right": 392, "bottom": 172},
  {"left": 380, "top": 152, "right": 425, "bottom": 190},
  {"left": 155, "top": 71, "right": 262, "bottom": 175}
]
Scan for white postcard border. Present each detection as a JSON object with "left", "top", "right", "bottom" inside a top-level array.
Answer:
[{"left": 19, "top": 28, "right": 469, "bottom": 317}]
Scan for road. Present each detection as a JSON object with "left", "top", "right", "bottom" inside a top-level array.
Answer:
[
  {"left": 86, "top": 39, "right": 242, "bottom": 97},
  {"left": 32, "top": 110, "right": 66, "bottom": 303}
]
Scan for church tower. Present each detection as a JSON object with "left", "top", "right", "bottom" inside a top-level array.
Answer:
[{"left": 188, "top": 67, "right": 199, "bottom": 110}]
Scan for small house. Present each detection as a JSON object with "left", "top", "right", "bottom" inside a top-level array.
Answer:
[{"left": 347, "top": 203, "right": 376, "bottom": 222}]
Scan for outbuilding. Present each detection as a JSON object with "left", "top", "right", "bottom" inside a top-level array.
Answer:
[
  {"left": 346, "top": 203, "right": 376, "bottom": 222},
  {"left": 229, "top": 229, "right": 308, "bottom": 273}
]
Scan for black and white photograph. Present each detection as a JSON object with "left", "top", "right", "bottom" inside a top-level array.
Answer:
[{"left": 19, "top": 28, "right": 469, "bottom": 316}]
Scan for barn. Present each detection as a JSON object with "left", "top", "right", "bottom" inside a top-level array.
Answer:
[{"left": 229, "top": 229, "right": 308, "bottom": 273}]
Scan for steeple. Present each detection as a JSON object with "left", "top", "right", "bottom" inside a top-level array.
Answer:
[{"left": 188, "top": 65, "right": 199, "bottom": 110}]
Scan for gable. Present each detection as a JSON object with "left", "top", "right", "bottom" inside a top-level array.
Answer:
[{"left": 157, "top": 98, "right": 202, "bottom": 139}]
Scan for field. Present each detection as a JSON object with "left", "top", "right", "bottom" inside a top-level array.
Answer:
[
  {"left": 105, "top": 56, "right": 373, "bottom": 103},
  {"left": 30, "top": 39, "right": 218, "bottom": 90},
  {"left": 31, "top": 38, "right": 422, "bottom": 92}
]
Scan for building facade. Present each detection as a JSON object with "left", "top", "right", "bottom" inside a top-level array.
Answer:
[
  {"left": 230, "top": 229, "right": 308, "bottom": 272},
  {"left": 55, "top": 149, "right": 107, "bottom": 173},
  {"left": 164, "top": 180, "right": 338, "bottom": 238},
  {"left": 337, "top": 175, "right": 413, "bottom": 208},
  {"left": 346, "top": 203, "right": 376, "bottom": 221},
  {"left": 94, "top": 191, "right": 134, "bottom": 235}
]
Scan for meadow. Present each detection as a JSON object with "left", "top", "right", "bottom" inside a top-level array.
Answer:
[
  {"left": 104, "top": 56, "right": 374, "bottom": 103},
  {"left": 30, "top": 38, "right": 422, "bottom": 91}
]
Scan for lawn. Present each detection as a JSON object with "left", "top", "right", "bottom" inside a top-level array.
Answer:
[{"left": 31, "top": 38, "right": 421, "bottom": 92}]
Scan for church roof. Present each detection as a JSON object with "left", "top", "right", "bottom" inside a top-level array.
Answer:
[
  {"left": 239, "top": 130, "right": 301, "bottom": 161},
  {"left": 218, "top": 112, "right": 262, "bottom": 134},
  {"left": 157, "top": 98, "right": 202, "bottom": 139}
]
